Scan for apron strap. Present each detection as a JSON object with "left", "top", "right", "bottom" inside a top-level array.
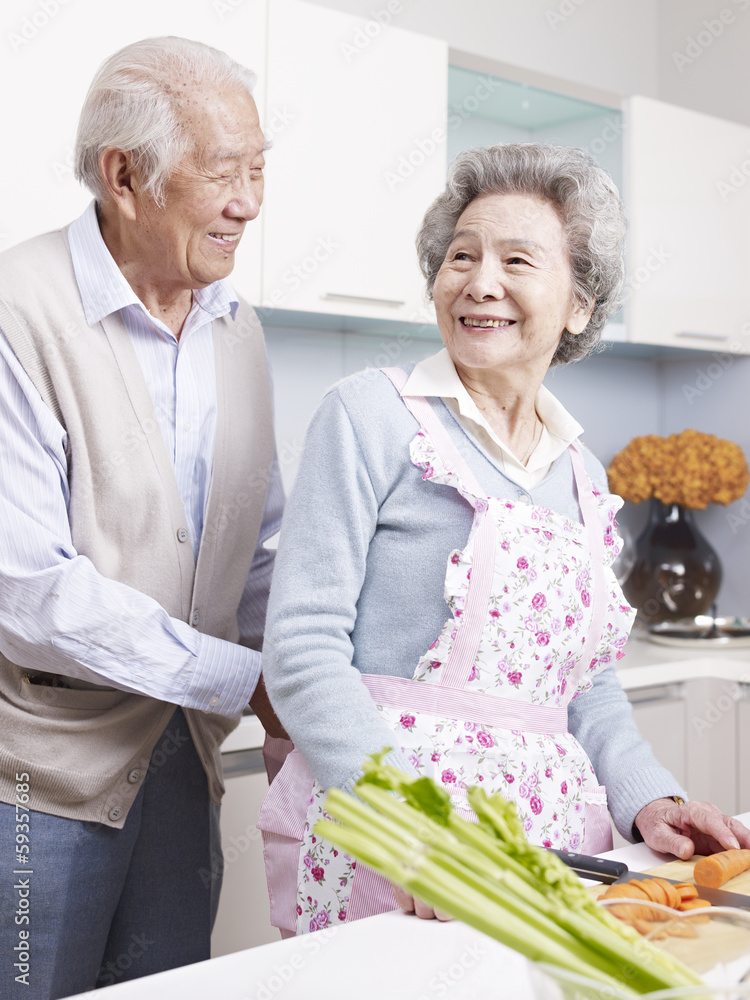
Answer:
[
  {"left": 380, "top": 367, "right": 488, "bottom": 500},
  {"left": 566, "top": 440, "right": 609, "bottom": 691},
  {"left": 361, "top": 674, "right": 569, "bottom": 734},
  {"left": 381, "top": 367, "right": 495, "bottom": 689}
]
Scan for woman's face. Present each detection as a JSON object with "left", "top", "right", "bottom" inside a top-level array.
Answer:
[{"left": 432, "top": 191, "right": 592, "bottom": 378}]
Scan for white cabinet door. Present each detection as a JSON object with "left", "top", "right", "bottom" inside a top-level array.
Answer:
[
  {"left": 629, "top": 685, "right": 688, "bottom": 790},
  {"left": 736, "top": 693, "right": 750, "bottom": 814},
  {"left": 211, "top": 769, "right": 277, "bottom": 956},
  {"left": 261, "top": 0, "right": 447, "bottom": 323},
  {"left": 625, "top": 96, "right": 750, "bottom": 354}
]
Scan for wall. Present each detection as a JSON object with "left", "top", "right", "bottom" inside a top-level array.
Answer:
[{"left": 658, "top": 0, "right": 750, "bottom": 127}]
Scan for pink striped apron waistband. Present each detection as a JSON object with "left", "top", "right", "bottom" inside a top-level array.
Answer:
[{"left": 361, "top": 674, "right": 569, "bottom": 734}]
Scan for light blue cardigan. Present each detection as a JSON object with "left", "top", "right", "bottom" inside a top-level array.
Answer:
[{"left": 262, "top": 365, "right": 686, "bottom": 841}]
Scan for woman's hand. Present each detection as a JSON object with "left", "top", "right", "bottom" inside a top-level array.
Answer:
[
  {"left": 635, "top": 798, "right": 750, "bottom": 859},
  {"left": 391, "top": 884, "right": 452, "bottom": 921}
]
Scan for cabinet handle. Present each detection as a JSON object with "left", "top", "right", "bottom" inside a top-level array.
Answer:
[
  {"left": 675, "top": 331, "right": 729, "bottom": 341},
  {"left": 322, "top": 292, "right": 405, "bottom": 308}
]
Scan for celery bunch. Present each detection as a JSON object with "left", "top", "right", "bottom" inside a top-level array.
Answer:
[{"left": 315, "top": 753, "right": 702, "bottom": 996}]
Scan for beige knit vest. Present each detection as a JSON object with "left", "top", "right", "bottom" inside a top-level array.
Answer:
[{"left": 0, "top": 227, "right": 274, "bottom": 827}]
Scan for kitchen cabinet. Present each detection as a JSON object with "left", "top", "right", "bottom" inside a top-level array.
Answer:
[
  {"left": 211, "top": 766, "right": 277, "bottom": 957},
  {"left": 628, "top": 683, "right": 688, "bottom": 791},
  {"left": 625, "top": 95, "right": 750, "bottom": 354},
  {"left": 259, "top": 0, "right": 448, "bottom": 325}
]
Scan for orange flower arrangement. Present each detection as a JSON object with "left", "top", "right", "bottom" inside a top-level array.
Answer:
[{"left": 607, "top": 429, "right": 749, "bottom": 510}]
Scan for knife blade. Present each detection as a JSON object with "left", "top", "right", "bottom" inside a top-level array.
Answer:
[{"left": 550, "top": 849, "right": 750, "bottom": 910}]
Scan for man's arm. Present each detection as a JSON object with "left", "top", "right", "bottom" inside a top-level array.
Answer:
[{"left": 0, "top": 331, "right": 258, "bottom": 718}]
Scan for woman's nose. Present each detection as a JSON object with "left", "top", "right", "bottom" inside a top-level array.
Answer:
[{"left": 463, "top": 259, "right": 507, "bottom": 301}]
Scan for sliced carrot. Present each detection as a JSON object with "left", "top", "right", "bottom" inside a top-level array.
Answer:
[
  {"left": 674, "top": 883, "right": 699, "bottom": 901},
  {"left": 640, "top": 879, "right": 668, "bottom": 907},
  {"left": 694, "top": 849, "right": 750, "bottom": 889},
  {"left": 651, "top": 877, "right": 682, "bottom": 909}
]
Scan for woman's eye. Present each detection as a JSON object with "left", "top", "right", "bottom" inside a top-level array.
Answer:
[
  {"left": 453, "top": 251, "right": 472, "bottom": 261},
  {"left": 507, "top": 256, "right": 529, "bottom": 266}
]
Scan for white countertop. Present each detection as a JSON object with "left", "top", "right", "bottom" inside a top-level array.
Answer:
[{"left": 69, "top": 812, "right": 750, "bottom": 1000}]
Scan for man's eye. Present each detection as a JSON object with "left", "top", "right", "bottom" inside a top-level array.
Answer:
[{"left": 507, "top": 256, "right": 529, "bottom": 265}]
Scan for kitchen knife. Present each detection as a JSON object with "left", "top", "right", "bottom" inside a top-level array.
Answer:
[{"left": 550, "top": 849, "right": 750, "bottom": 910}]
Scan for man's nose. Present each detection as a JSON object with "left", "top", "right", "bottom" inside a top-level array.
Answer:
[{"left": 226, "top": 177, "right": 263, "bottom": 221}]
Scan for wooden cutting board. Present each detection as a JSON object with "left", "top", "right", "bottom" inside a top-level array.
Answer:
[{"left": 642, "top": 856, "right": 750, "bottom": 896}]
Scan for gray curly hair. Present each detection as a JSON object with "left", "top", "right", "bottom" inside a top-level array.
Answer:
[
  {"left": 74, "top": 36, "right": 257, "bottom": 208},
  {"left": 417, "top": 143, "right": 626, "bottom": 365}
]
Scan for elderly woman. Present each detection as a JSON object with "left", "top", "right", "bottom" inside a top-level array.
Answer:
[{"left": 258, "top": 143, "right": 750, "bottom": 935}]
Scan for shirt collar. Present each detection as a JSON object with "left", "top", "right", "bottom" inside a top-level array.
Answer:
[
  {"left": 68, "top": 200, "right": 239, "bottom": 327},
  {"left": 402, "top": 347, "right": 584, "bottom": 451}
]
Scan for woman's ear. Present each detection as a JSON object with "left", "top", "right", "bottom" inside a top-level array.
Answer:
[{"left": 565, "top": 297, "right": 595, "bottom": 336}]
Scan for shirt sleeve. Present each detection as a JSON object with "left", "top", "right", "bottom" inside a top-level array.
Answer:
[
  {"left": 0, "top": 330, "right": 258, "bottom": 719},
  {"left": 262, "top": 387, "right": 415, "bottom": 790},
  {"left": 568, "top": 663, "right": 688, "bottom": 841}
]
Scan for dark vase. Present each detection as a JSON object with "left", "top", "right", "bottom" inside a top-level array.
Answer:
[{"left": 622, "top": 499, "right": 723, "bottom": 624}]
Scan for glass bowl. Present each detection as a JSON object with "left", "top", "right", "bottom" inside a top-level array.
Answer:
[{"left": 529, "top": 900, "right": 750, "bottom": 998}]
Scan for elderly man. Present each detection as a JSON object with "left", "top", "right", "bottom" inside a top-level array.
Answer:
[{"left": 0, "top": 36, "right": 283, "bottom": 998}]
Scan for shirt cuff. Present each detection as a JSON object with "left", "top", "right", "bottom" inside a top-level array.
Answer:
[{"left": 183, "top": 632, "right": 261, "bottom": 718}]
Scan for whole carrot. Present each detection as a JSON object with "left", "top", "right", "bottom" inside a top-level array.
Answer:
[{"left": 693, "top": 849, "right": 750, "bottom": 888}]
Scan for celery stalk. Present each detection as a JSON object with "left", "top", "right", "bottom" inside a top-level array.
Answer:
[{"left": 315, "top": 756, "right": 704, "bottom": 995}]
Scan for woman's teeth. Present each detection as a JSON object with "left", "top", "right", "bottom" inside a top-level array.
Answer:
[
  {"left": 209, "top": 233, "right": 240, "bottom": 242},
  {"left": 462, "top": 318, "right": 512, "bottom": 328}
]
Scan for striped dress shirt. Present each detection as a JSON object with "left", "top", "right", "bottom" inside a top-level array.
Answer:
[{"left": 0, "top": 201, "right": 284, "bottom": 717}]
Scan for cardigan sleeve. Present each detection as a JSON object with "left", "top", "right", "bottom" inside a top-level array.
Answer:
[{"left": 262, "top": 386, "right": 416, "bottom": 790}]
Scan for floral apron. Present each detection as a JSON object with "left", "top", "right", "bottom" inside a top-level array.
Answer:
[{"left": 258, "top": 367, "right": 635, "bottom": 935}]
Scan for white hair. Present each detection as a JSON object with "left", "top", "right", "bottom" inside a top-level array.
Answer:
[
  {"left": 74, "top": 36, "right": 257, "bottom": 207},
  {"left": 417, "top": 143, "right": 627, "bottom": 366}
]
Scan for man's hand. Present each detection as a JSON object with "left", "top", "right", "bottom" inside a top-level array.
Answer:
[
  {"left": 391, "top": 884, "right": 452, "bottom": 921},
  {"left": 248, "top": 674, "right": 289, "bottom": 740},
  {"left": 635, "top": 797, "right": 750, "bottom": 859}
]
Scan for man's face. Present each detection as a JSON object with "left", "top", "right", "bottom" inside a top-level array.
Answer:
[{"left": 133, "top": 85, "right": 266, "bottom": 293}]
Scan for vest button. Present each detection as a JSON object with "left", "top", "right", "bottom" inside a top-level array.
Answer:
[
  {"left": 192, "top": 610, "right": 200, "bottom": 626},
  {"left": 127, "top": 768, "right": 142, "bottom": 784},
  {"left": 177, "top": 527, "right": 189, "bottom": 542},
  {"left": 108, "top": 806, "right": 123, "bottom": 822}
]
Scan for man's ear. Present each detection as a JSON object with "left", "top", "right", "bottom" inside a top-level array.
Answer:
[{"left": 98, "top": 148, "right": 138, "bottom": 222}]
